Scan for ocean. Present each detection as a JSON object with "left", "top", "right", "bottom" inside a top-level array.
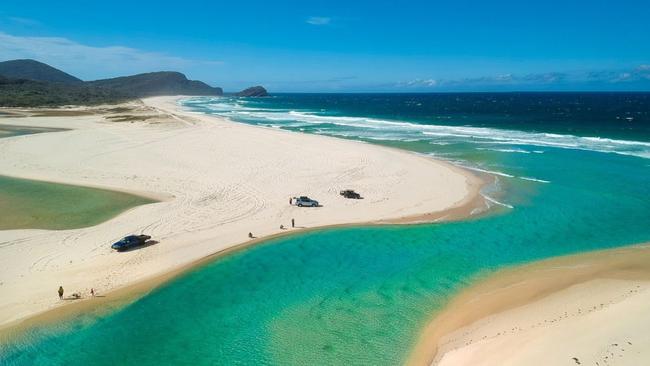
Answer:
[{"left": 3, "top": 93, "right": 650, "bottom": 365}]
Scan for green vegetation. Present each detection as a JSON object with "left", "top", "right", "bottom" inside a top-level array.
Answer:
[
  {"left": 0, "top": 76, "right": 130, "bottom": 107},
  {"left": 0, "top": 59, "right": 223, "bottom": 107},
  {"left": 89, "top": 71, "right": 222, "bottom": 97}
]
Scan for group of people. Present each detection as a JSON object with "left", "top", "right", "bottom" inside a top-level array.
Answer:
[
  {"left": 249, "top": 218, "right": 296, "bottom": 239},
  {"left": 58, "top": 286, "right": 96, "bottom": 300},
  {"left": 280, "top": 218, "right": 296, "bottom": 230}
]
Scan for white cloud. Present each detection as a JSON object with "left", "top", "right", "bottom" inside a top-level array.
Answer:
[
  {"left": 7, "top": 17, "right": 42, "bottom": 27},
  {"left": 398, "top": 78, "right": 439, "bottom": 87},
  {"left": 0, "top": 31, "right": 222, "bottom": 80},
  {"left": 399, "top": 65, "right": 650, "bottom": 89},
  {"left": 306, "top": 16, "right": 331, "bottom": 26}
]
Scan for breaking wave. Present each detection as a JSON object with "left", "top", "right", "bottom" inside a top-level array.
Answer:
[{"left": 181, "top": 97, "right": 650, "bottom": 160}]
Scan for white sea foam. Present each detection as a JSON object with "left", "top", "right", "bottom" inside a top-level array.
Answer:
[
  {"left": 459, "top": 165, "right": 515, "bottom": 178},
  {"left": 520, "top": 177, "right": 551, "bottom": 183},
  {"left": 477, "top": 147, "right": 531, "bottom": 154},
  {"left": 481, "top": 194, "right": 514, "bottom": 209},
  {"left": 182, "top": 97, "right": 650, "bottom": 160}
]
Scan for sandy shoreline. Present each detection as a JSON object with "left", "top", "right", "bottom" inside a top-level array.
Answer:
[
  {"left": 408, "top": 243, "right": 650, "bottom": 366},
  {"left": 0, "top": 96, "right": 483, "bottom": 335}
]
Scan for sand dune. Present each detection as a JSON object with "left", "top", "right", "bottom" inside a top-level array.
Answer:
[{"left": 0, "top": 96, "right": 480, "bottom": 329}]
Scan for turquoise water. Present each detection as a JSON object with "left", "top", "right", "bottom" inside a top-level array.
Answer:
[
  {"left": 2, "top": 94, "right": 650, "bottom": 365},
  {"left": 0, "top": 125, "right": 64, "bottom": 139},
  {"left": 0, "top": 174, "right": 156, "bottom": 230},
  {"left": 0, "top": 125, "right": 156, "bottom": 230}
]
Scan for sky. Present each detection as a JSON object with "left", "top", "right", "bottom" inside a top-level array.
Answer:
[{"left": 0, "top": 0, "right": 649, "bottom": 92}]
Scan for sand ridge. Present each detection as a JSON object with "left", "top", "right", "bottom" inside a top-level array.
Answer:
[{"left": 407, "top": 244, "right": 650, "bottom": 366}]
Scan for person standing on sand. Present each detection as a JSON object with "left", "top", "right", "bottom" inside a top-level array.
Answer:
[
  {"left": 90, "top": 288, "right": 95, "bottom": 297},
  {"left": 291, "top": 218, "right": 295, "bottom": 228},
  {"left": 289, "top": 197, "right": 292, "bottom": 205},
  {"left": 58, "top": 286, "right": 64, "bottom": 299}
]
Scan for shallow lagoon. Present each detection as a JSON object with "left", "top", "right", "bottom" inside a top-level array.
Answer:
[
  {"left": 0, "top": 125, "right": 155, "bottom": 230},
  {"left": 0, "top": 175, "right": 154, "bottom": 230}
]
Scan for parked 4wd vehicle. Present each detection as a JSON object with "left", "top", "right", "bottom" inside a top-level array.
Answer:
[
  {"left": 111, "top": 234, "right": 151, "bottom": 251},
  {"left": 340, "top": 189, "right": 361, "bottom": 199},
  {"left": 294, "top": 196, "right": 319, "bottom": 207}
]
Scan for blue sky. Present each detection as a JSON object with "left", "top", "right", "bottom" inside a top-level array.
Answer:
[{"left": 1, "top": 0, "right": 649, "bottom": 92}]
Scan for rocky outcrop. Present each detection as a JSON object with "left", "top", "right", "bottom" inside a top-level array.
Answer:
[{"left": 236, "top": 86, "right": 268, "bottom": 97}]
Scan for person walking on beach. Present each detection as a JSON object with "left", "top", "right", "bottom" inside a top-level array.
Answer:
[
  {"left": 248, "top": 232, "right": 253, "bottom": 239},
  {"left": 90, "top": 288, "right": 95, "bottom": 297},
  {"left": 289, "top": 197, "right": 292, "bottom": 205},
  {"left": 291, "top": 218, "right": 295, "bottom": 228},
  {"left": 58, "top": 286, "right": 64, "bottom": 300}
]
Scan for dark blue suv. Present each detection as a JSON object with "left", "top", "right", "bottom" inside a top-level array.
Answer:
[{"left": 111, "top": 235, "right": 151, "bottom": 251}]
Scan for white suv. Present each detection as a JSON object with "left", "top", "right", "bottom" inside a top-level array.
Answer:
[{"left": 294, "top": 196, "right": 319, "bottom": 207}]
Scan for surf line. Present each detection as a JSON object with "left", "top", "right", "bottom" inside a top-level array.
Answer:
[{"left": 481, "top": 193, "right": 514, "bottom": 209}]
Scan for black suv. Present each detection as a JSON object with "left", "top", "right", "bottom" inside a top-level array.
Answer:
[{"left": 340, "top": 190, "right": 362, "bottom": 199}]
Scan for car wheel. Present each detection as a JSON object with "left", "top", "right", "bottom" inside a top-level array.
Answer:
[{"left": 298, "top": 203, "right": 302, "bottom": 207}]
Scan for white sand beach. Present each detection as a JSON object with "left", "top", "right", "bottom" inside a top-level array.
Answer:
[
  {"left": 407, "top": 244, "right": 650, "bottom": 366},
  {"left": 436, "top": 278, "right": 650, "bottom": 366},
  {"left": 0, "top": 96, "right": 481, "bottom": 329}
]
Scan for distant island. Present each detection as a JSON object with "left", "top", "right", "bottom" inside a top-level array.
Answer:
[{"left": 0, "top": 59, "right": 267, "bottom": 107}]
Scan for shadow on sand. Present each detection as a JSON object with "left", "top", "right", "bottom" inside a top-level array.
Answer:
[{"left": 118, "top": 240, "right": 160, "bottom": 252}]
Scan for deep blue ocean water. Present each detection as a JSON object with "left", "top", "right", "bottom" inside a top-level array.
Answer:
[{"left": 2, "top": 93, "right": 650, "bottom": 365}]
